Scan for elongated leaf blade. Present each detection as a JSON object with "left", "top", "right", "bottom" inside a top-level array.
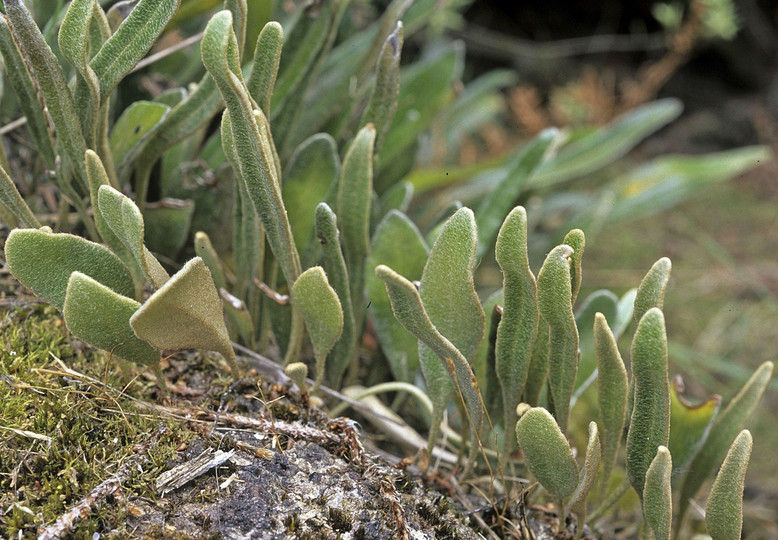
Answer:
[
  {"left": 668, "top": 375, "right": 721, "bottom": 475},
  {"left": 643, "top": 446, "right": 672, "bottom": 540},
  {"left": 634, "top": 257, "right": 671, "bottom": 323},
  {"left": 705, "top": 430, "right": 753, "bottom": 540}
]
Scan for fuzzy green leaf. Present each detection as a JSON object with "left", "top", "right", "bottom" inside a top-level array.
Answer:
[
  {"left": 203, "top": 10, "right": 301, "bottom": 287},
  {"left": 679, "top": 361, "right": 772, "bottom": 521},
  {"left": 515, "top": 407, "right": 578, "bottom": 500},
  {"left": 378, "top": 181, "right": 413, "bottom": 217},
  {"left": 705, "top": 430, "right": 753, "bottom": 540},
  {"left": 4, "top": 0, "right": 88, "bottom": 188},
  {"left": 643, "top": 446, "right": 672, "bottom": 540},
  {"left": 63, "top": 272, "right": 158, "bottom": 366},
  {"left": 594, "top": 312, "right": 628, "bottom": 490},
  {"left": 90, "top": 0, "right": 180, "bottom": 101},
  {"left": 475, "top": 129, "right": 557, "bottom": 258},
  {"left": 376, "top": 264, "right": 484, "bottom": 463},
  {"left": 537, "top": 244, "right": 578, "bottom": 434},
  {"left": 97, "top": 185, "right": 170, "bottom": 289},
  {"left": 0, "top": 165, "right": 40, "bottom": 228},
  {"left": 337, "top": 124, "right": 377, "bottom": 321},
  {"left": 366, "top": 210, "right": 429, "bottom": 382},
  {"left": 494, "top": 206, "right": 538, "bottom": 453},
  {"left": 626, "top": 308, "right": 671, "bottom": 500},
  {"left": 130, "top": 257, "right": 236, "bottom": 371},
  {"left": 314, "top": 203, "right": 355, "bottom": 384},
  {"left": 524, "top": 319, "right": 550, "bottom": 407},
  {"left": 419, "top": 208, "right": 485, "bottom": 457},
  {"left": 569, "top": 421, "right": 601, "bottom": 529},
  {"left": 59, "top": 0, "right": 101, "bottom": 146},
  {"left": 0, "top": 17, "right": 55, "bottom": 167},
  {"left": 668, "top": 375, "right": 721, "bottom": 475},
  {"left": 634, "top": 257, "right": 671, "bottom": 323},
  {"left": 142, "top": 199, "right": 195, "bottom": 259},
  {"left": 574, "top": 289, "right": 618, "bottom": 389},
  {"left": 5, "top": 228, "right": 134, "bottom": 310},
  {"left": 246, "top": 21, "right": 283, "bottom": 116},
  {"left": 292, "top": 266, "right": 343, "bottom": 389},
  {"left": 361, "top": 22, "right": 402, "bottom": 150}
]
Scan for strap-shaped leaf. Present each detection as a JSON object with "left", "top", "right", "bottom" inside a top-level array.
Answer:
[
  {"left": 194, "top": 232, "right": 226, "bottom": 292},
  {"left": 63, "top": 272, "right": 158, "bottom": 366},
  {"left": 337, "top": 124, "right": 376, "bottom": 322},
  {"left": 594, "top": 312, "right": 628, "bottom": 491},
  {"left": 246, "top": 21, "right": 283, "bottom": 115},
  {"left": 366, "top": 210, "right": 429, "bottom": 383},
  {"left": 634, "top": 257, "right": 672, "bottom": 323},
  {"left": 575, "top": 289, "right": 618, "bottom": 390},
  {"left": 4, "top": 0, "right": 88, "bottom": 188},
  {"left": 90, "top": 0, "right": 180, "bottom": 101},
  {"left": 130, "top": 257, "right": 237, "bottom": 371},
  {"left": 376, "top": 264, "right": 484, "bottom": 463},
  {"left": 705, "top": 429, "right": 752, "bottom": 540},
  {"left": 59, "top": 0, "right": 101, "bottom": 146},
  {"left": 97, "top": 185, "right": 170, "bottom": 289},
  {"left": 494, "top": 206, "right": 538, "bottom": 453},
  {"left": 0, "top": 17, "right": 55, "bottom": 168},
  {"left": 361, "top": 22, "right": 402, "bottom": 150},
  {"left": 569, "top": 421, "right": 601, "bottom": 530},
  {"left": 643, "top": 446, "right": 672, "bottom": 540},
  {"left": 203, "top": 10, "right": 301, "bottom": 287},
  {"left": 0, "top": 165, "right": 40, "bottom": 228},
  {"left": 678, "top": 361, "right": 772, "bottom": 521},
  {"left": 668, "top": 375, "right": 721, "bottom": 475},
  {"left": 292, "top": 266, "right": 343, "bottom": 389},
  {"left": 515, "top": 406, "right": 578, "bottom": 500},
  {"left": 524, "top": 319, "right": 550, "bottom": 406},
  {"left": 626, "top": 308, "right": 670, "bottom": 499},
  {"left": 314, "top": 203, "right": 355, "bottom": 386},
  {"left": 419, "top": 208, "right": 485, "bottom": 457},
  {"left": 5, "top": 228, "right": 134, "bottom": 310},
  {"left": 475, "top": 129, "right": 557, "bottom": 258},
  {"left": 537, "top": 244, "right": 578, "bottom": 434}
]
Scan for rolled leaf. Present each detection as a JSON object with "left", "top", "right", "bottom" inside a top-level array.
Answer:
[
  {"left": 291, "top": 266, "right": 343, "bottom": 389},
  {"left": 643, "top": 446, "right": 672, "bottom": 540},
  {"left": 5, "top": 228, "right": 134, "bottom": 310},
  {"left": 97, "top": 185, "right": 170, "bottom": 288},
  {"left": 705, "top": 429, "right": 752, "bottom": 540},
  {"left": 90, "top": 0, "right": 180, "bottom": 101},
  {"left": 494, "top": 206, "right": 538, "bottom": 453},
  {"left": 246, "top": 21, "right": 283, "bottom": 116},
  {"left": 634, "top": 257, "right": 671, "bottom": 323},
  {"left": 537, "top": 244, "right": 578, "bottom": 434},
  {"left": 524, "top": 319, "right": 550, "bottom": 406},
  {"left": 63, "top": 272, "right": 159, "bottom": 366},
  {"left": 626, "top": 308, "right": 671, "bottom": 499},
  {"left": 130, "top": 257, "right": 237, "bottom": 371},
  {"left": 515, "top": 407, "right": 578, "bottom": 500},
  {"left": 314, "top": 203, "right": 355, "bottom": 383},
  {"left": 562, "top": 229, "right": 585, "bottom": 304},
  {"left": 678, "top": 361, "right": 772, "bottom": 521},
  {"left": 361, "top": 22, "right": 402, "bottom": 150},
  {"left": 594, "top": 312, "right": 628, "bottom": 490},
  {"left": 569, "top": 421, "right": 601, "bottom": 529}
]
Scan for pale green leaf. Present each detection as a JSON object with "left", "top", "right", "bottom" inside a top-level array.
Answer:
[
  {"left": 705, "top": 430, "right": 752, "bottom": 540},
  {"left": 569, "top": 421, "right": 601, "bottom": 529},
  {"left": 634, "top": 257, "right": 671, "bottom": 323},
  {"left": 63, "top": 271, "right": 158, "bottom": 366},
  {"left": 0, "top": 165, "right": 40, "bottom": 228},
  {"left": 643, "top": 446, "right": 672, "bottom": 540},
  {"left": 5, "top": 228, "right": 134, "bottom": 310},
  {"left": 361, "top": 22, "right": 402, "bottom": 150},
  {"left": 668, "top": 375, "right": 721, "bottom": 475},
  {"left": 246, "top": 21, "right": 283, "bottom": 116}
]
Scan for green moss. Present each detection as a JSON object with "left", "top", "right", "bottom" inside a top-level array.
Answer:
[{"left": 0, "top": 305, "right": 187, "bottom": 538}]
